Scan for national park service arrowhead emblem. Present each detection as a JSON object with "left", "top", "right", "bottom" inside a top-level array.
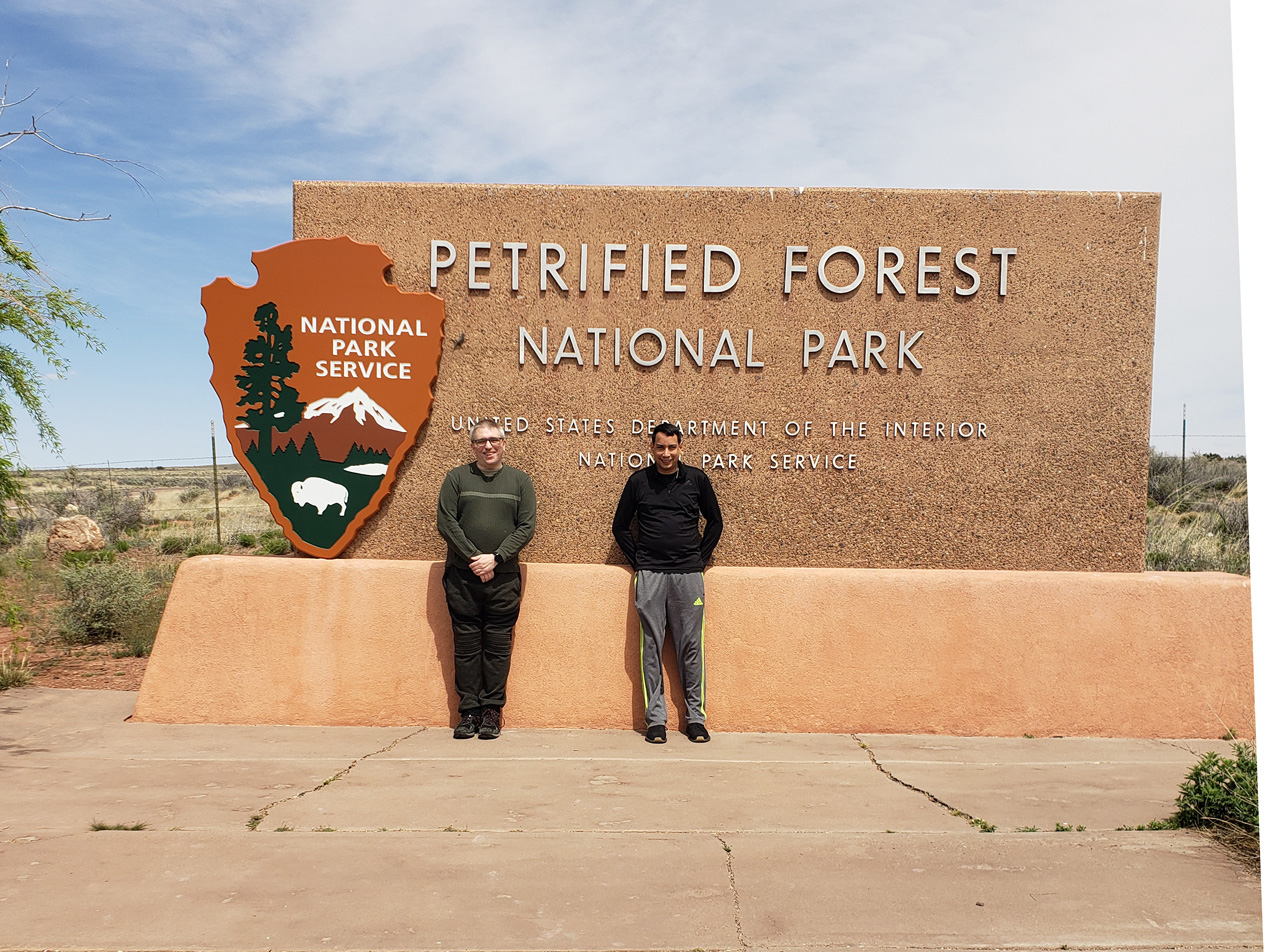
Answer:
[{"left": 203, "top": 237, "right": 444, "bottom": 558}]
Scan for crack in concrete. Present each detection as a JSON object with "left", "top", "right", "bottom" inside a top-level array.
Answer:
[
  {"left": 247, "top": 726, "right": 427, "bottom": 830},
  {"left": 853, "top": 733, "right": 982, "bottom": 827},
  {"left": 713, "top": 832, "right": 748, "bottom": 948}
]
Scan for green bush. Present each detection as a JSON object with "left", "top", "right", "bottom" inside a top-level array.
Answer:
[
  {"left": 57, "top": 563, "right": 152, "bottom": 643},
  {"left": 258, "top": 535, "right": 292, "bottom": 555},
  {"left": 114, "top": 539, "right": 130, "bottom": 552},
  {"left": 62, "top": 548, "right": 115, "bottom": 566},
  {"left": 186, "top": 542, "right": 224, "bottom": 556},
  {"left": 1174, "top": 742, "right": 1258, "bottom": 835},
  {"left": 112, "top": 598, "right": 165, "bottom": 658},
  {"left": 237, "top": 533, "right": 257, "bottom": 548},
  {"left": 158, "top": 535, "right": 190, "bottom": 555}
]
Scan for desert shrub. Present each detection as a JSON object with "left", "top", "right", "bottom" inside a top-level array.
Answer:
[
  {"left": 1174, "top": 742, "right": 1258, "bottom": 835},
  {"left": 113, "top": 598, "right": 166, "bottom": 658},
  {"left": 96, "top": 491, "right": 152, "bottom": 538},
  {"left": 186, "top": 542, "right": 224, "bottom": 556},
  {"left": 158, "top": 535, "right": 190, "bottom": 555},
  {"left": 57, "top": 563, "right": 152, "bottom": 643},
  {"left": 1147, "top": 450, "right": 1249, "bottom": 575},
  {"left": 178, "top": 488, "right": 206, "bottom": 504},
  {"left": 220, "top": 472, "right": 250, "bottom": 489},
  {"left": 62, "top": 549, "right": 115, "bottom": 566},
  {"left": 0, "top": 646, "right": 32, "bottom": 690},
  {"left": 258, "top": 535, "right": 291, "bottom": 555},
  {"left": 114, "top": 539, "right": 130, "bottom": 552},
  {"left": 237, "top": 533, "right": 257, "bottom": 548}
]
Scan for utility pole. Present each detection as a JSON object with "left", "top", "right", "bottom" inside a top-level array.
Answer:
[
  {"left": 211, "top": 421, "right": 222, "bottom": 545},
  {"left": 1181, "top": 404, "right": 1187, "bottom": 493}
]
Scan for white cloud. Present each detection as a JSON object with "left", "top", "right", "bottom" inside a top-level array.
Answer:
[{"left": 6, "top": 0, "right": 1245, "bottom": 459}]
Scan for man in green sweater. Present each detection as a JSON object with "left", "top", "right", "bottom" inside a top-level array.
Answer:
[{"left": 437, "top": 420, "right": 537, "bottom": 739}]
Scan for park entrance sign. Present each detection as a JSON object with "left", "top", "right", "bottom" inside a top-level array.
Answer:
[
  {"left": 142, "top": 183, "right": 1254, "bottom": 735},
  {"left": 203, "top": 237, "right": 445, "bottom": 557},
  {"left": 290, "top": 183, "right": 1160, "bottom": 572}
]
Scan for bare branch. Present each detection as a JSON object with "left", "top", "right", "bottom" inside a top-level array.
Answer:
[
  {"left": 28, "top": 128, "right": 154, "bottom": 195},
  {"left": 0, "top": 62, "right": 156, "bottom": 200},
  {"left": 0, "top": 205, "right": 110, "bottom": 222}
]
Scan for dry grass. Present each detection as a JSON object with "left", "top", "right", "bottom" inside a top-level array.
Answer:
[
  {"left": 0, "top": 464, "right": 292, "bottom": 689},
  {"left": 1146, "top": 451, "right": 1248, "bottom": 575}
]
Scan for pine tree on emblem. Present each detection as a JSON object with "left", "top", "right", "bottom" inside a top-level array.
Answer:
[{"left": 235, "top": 302, "right": 306, "bottom": 457}]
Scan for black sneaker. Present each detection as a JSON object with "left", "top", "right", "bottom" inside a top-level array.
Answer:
[
  {"left": 687, "top": 723, "right": 710, "bottom": 743},
  {"left": 478, "top": 707, "right": 502, "bottom": 740},
  {"left": 645, "top": 724, "right": 667, "bottom": 744},
  {"left": 453, "top": 712, "right": 481, "bottom": 739}
]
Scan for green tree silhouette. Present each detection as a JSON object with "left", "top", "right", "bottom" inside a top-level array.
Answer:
[{"left": 235, "top": 302, "right": 306, "bottom": 457}]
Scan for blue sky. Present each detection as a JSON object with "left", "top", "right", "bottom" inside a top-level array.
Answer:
[{"left": 1, "top": 0, "right": 1243, "bottom": 468}]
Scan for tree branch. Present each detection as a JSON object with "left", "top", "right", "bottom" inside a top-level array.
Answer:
[{"left": 0, "top": 205, "right": 110, "bottom": 222}]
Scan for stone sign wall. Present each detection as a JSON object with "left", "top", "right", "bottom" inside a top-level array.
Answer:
[{"left": 293, "top": 183, "right": 1159, "bottom": 571}]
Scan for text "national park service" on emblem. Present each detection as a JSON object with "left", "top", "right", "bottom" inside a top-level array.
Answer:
[{"left": 203, "top": 237, "right": 445, "bottom": 557}]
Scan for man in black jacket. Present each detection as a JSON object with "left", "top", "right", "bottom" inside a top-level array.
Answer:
[{"left": 611, "top": 422, "right": 723, "bottom": 744}]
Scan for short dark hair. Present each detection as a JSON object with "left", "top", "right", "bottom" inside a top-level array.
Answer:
[
  {"left": 469, "top": 420, "right": 505, "bottom": 440},
  {"left": 651, "top": 421, "right": 683, "bottom": 443}
]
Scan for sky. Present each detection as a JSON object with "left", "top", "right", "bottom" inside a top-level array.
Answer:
[{"left": 0, "top": 0, "right": 1245, "bottom": 469}]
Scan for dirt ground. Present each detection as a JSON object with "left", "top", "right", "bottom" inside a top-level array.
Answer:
[{"left": 1, "top": 626, "right": 148, "bottom": 690}]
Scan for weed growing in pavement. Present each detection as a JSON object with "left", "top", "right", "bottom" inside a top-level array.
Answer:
[
  {"left": 246, "top": 815, "right": 263, "bottom": 830},
  {"left": 1053, "top": 822, "right": 1085, "bottom": 831},
  {"left": 90, "top": 820, "right": 149, "bottom": 831},
  {"left": 1175, "top": 742, "right": 1258, "bottom": 840},
  {"left": 1117, "top": 819, "right": 1179, "bottom": 831},
  {"left": 1014, "top": 826, "right": 1041, "bottom": 832},
  {"left": 970, "top": 818, "right": 997, "bottom": 832},
  {"left": 274, "top": 826, "right": 293, "bottom": 832},
  {"left": 1113, "top": 743, "right": 1258, "bottom": 866}
]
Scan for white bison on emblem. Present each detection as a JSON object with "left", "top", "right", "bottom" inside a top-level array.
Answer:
[{"left": 291, "top": 477, "right": 348, "bottom": 516}]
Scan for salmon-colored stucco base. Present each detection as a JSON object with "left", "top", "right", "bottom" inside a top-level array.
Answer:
[{"left": 131, "top": 557, "right": 1254, "bottom": 738}]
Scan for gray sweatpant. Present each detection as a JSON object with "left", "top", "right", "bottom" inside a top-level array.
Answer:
[{"left": 635, "top": 570, "right": 706, "bottom": 728}]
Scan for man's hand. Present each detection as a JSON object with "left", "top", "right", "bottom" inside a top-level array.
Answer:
[{"left": 470, "top": 553, "right": 497, "bottom": 580}]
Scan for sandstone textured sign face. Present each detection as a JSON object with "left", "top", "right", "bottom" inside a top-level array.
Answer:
[
  {"left": 203, "top": 237, "right": 445, "bottom": 557},
  {"left": 293, "top": 184, "right": 1160, "bottom": 572}
]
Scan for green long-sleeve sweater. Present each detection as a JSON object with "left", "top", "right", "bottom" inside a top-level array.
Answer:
[{"left": 436, "top": 462, "right": 537, "bottom": 574}]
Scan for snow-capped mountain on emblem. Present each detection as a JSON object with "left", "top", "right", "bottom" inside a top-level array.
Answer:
[
  {"left": 305, "top": 387, "right": 406, "bottom": 432},
  {"left": 236, "top": 386, "right": 411, "bottom": 462},
  {"left": 204, "top": 236, "right": 446, "bottom": 558}
]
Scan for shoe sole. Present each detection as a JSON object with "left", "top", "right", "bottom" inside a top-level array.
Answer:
[
  {"left": 478, "top": 731, "right": 500, "bottom": 740},
  {"left": 645, "top": 733, "right": 667, "bottom": 744}
]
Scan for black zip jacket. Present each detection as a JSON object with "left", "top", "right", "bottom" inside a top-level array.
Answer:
[{"left": 611, "top": 462, "right": 723, "bottom": 572}]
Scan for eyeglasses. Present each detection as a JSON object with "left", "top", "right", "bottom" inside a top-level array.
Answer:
[{"left": 471, "top": 437, "right": 505, "bottom": 446}]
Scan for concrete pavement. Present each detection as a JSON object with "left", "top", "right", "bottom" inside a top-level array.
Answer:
[{"left": 0, "top": 687, "right": 1261, "bottom": 951}]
